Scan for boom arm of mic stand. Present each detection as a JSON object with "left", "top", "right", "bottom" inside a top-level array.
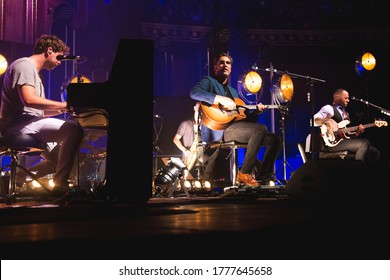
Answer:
[{"left": 352, "top": 97, "right": 390, "bottom": 116}]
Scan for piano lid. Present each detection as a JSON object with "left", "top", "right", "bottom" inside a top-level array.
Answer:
[{"left": 66, "top": 38, "right": 154, "bottom": 110}]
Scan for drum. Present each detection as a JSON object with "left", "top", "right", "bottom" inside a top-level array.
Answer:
[
  {"left": 60, "top": 74, "right": 92, "bottom": 102},
  {"left": 72, "top": 155, "right": 106, "bottom": 193}
]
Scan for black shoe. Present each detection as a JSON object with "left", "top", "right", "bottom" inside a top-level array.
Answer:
[{"left": 257, "top": 174, "right": 272, "bottom": 185}]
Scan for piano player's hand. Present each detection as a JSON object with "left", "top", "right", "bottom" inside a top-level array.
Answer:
[{"left": 67, "top": 106, "right": 76, "bottom": 116}]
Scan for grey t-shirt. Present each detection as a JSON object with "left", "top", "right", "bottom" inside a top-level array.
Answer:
[{"left": 0, "top": 57, "right": 44, "bottom": 130}]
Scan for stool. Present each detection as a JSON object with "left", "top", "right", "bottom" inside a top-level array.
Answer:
[
  {"left": 0, "top": 133, "right": 47, "bottom": 205},
  {"left": 207, "top": 140, "right": 248, "bottom": 186},
  {"left": 319, "top": 150, "right": 354, "bottom": 159}
]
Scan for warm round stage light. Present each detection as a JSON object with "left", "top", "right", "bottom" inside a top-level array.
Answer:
[
  {"left": 361, "top": 52, "right": 376, "bottom": 71},
  {"left": 279, "top": 74, "right": 294, "bottom": 101},
  {"left": 0, "top": 54, "right": 8, "bottom": 75},
  {"left": 241, "top": 70, "right": 262, "bottom": 94},
  {"left": 355, "top": 52, "right": 376, "bottom": 77}
]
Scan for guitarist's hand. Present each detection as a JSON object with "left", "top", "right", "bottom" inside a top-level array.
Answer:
[
  {"left": 256, "top": 103, "right": 268, "bottom": 112},
  {"left": 214, "top": 95, "right": 237, "bottom": 110},
  {"left": 323, "top": 118, "right": 339, "bottom": 132},
  {"left": 356, "top": 124, "right": 365, "bottom": 136}
]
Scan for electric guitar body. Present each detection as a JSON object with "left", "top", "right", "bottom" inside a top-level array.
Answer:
[{"left": 320, "top": 119, "right": 388, "bottom": 147}]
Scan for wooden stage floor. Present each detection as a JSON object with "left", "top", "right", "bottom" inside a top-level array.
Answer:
[{"left": 1, "top": 181, "right": 390, "bottom": 260}]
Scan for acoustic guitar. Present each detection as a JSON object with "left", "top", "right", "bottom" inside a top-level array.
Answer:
[
  {"left": 201, "top": 97, "right": 281, "bottom": 130},
  {"left": 320, "top": 119, "right": 388, "bottom": 147}
]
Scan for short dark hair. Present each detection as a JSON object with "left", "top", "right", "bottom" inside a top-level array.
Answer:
[
  {"left": 333, "top": 88, "right": 346, "bottom": 97},
  {"left": 213, "top": 52, "right": 233, "bottom": 65},
  {"left": 33, "top": 34, "right": 70, "bottom": 54}
]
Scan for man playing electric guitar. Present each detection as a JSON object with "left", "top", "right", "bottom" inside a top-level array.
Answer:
[{"left": 313, "top": 88, "right": 380, "bottom": 162}]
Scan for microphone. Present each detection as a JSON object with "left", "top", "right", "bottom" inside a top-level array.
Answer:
[
  {"left": 265, "top": 68, "right": 277, "bottom": 72},
  {"left": 56, "top": 55, "right": 85, "bottom": 61},
  {"left": 153, "top": 114, "right": 162, "bottom": 118},
  {"left": 351, "top": 96, "right": 368, "bottom": 104},
  {"left": 251, "top": 63, "right": 259, "bottom": 70}
]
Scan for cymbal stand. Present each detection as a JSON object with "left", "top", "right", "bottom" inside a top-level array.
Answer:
[
  {"left": 153, "top": 117, "right": 164, "bottom": 178},
  {"left": 153, "top": 101, "right": 164, "bottom": 178},
  {"left": 193, "top": 109, "right": 205, "bottom": 180}
]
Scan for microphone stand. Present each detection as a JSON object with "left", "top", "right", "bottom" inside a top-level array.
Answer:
[
  {"left": 254, "top": 66, "right": 289, "bottom": 181},
  {"left": 256, "top": 67, "right": 326, "bottom": 181},
  {"left": 254, "top": 66, "right": 295, "bottom": 182},
  {"left": 277, "top": 106, "right": 294, "bottom": 182},
  {"left": 282, "top": 70, "right": 326, "bottom": 160},
  {"left": 351, "top": 97, "right": 390, "bottom": 116}
]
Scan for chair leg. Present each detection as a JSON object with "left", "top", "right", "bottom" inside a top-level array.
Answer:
[
  {"left": 229, "top": 148, "right": 238, "bottom": 187},
  {"left": 1, "top": 154, "right": 50, "bottom": 205},
  {"left": 0, "top": 155, "right": 19, "bottom": 205},
  {"left": 297, "top": 143, "right": 307, "bottom": 163}
]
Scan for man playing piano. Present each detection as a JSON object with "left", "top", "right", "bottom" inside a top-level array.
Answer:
[{"left": 0, "top": 34, "right": 84, "bottom": 196}]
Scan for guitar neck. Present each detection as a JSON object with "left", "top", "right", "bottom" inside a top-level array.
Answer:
[
  {"left": 245, "top": 104, "right": 279, "bottom": 110},
  {"left": 342, "top": 123, "right": 377, "bottom": 133}
]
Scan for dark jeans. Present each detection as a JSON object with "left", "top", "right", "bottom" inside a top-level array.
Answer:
[
  {"left": 326, "top": 138, "right": 380, "bottom": 162},
  {"left": 204, "top": 121, "right": 282, "bottom": 180},
  {"left": 223, "top": 121, "right": 268, "bottom": 174},
  {"left": 254, "top": 132, "right": 283, "bottom": 180}
]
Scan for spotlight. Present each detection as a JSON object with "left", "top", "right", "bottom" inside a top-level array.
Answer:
[
  {"left": 237, "top": 70, "right": 263, "bottom": 104},
  {"left": 181, "top": 179, "right": 192, "bottom": 191},
  {"left": 30, "top": 180, "right": 42, "bottom": 189},
  {"left": 154, "top": 157, "right": 188, "bottom": 195},
  {"left": 272, "top": 74, "right": 294, "bottom": 104},
  {"left": 24, "top": 174, "right": 55, "bottom": 192},
  {"left": 239, "top": 70, "right": 262, "bottom": 94},
  {"left": 202, "top": 180, "right": 212, "bottom": 191},
  {"left": 355, "top": 52, "right": 376, "bottom": 76},
  {"left": 193, "top": 180, "right": 202, "bottom": 190},
  {"left": 0, "top": 54, "right": 8, "bottom": 75}
]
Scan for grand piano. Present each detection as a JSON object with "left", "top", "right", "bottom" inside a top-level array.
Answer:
[{"left": 67, "top": 38, "right": 154, "bottom": 203}]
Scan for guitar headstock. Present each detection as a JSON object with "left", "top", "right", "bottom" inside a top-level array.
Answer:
[{"left": 374, "top": 120, "right": 388, "bottom": 127}]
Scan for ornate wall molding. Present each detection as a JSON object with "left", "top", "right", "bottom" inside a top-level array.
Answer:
[
  {"left": 242, "top": 28, "right": 390, "bottom": 46},
  {"left": 142, "top": 22, "right": 211, "bottom": 43},
  {"left": 142, "top": 22, "right": 390, "bottom": 47}
]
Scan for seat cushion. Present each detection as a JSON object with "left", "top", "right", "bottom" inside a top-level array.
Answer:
[
  {"left": 206, "top": 140, "right": 248, "bottom": 150},
  {"left": 0, "top": 133, "right": 42, "bottom": 149}
]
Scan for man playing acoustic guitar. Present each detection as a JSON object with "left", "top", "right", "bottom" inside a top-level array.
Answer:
[
  {"left": 313, "top": 88, "right": 381, "bottom": 162},
  {"left": 190, "top": 52, "right": 282, "bottom": 186}
]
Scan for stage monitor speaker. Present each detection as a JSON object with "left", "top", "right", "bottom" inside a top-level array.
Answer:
[{"left": 285, "top": 159, "right": 390, "bottom": 203}]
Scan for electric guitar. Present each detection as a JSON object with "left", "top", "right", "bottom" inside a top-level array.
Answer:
[
  {"left": 320, "top": 119, "right": 388, "bottom": 147},
  {"left": 201, "top": 97, "right": 284, "bottom": 130}
]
